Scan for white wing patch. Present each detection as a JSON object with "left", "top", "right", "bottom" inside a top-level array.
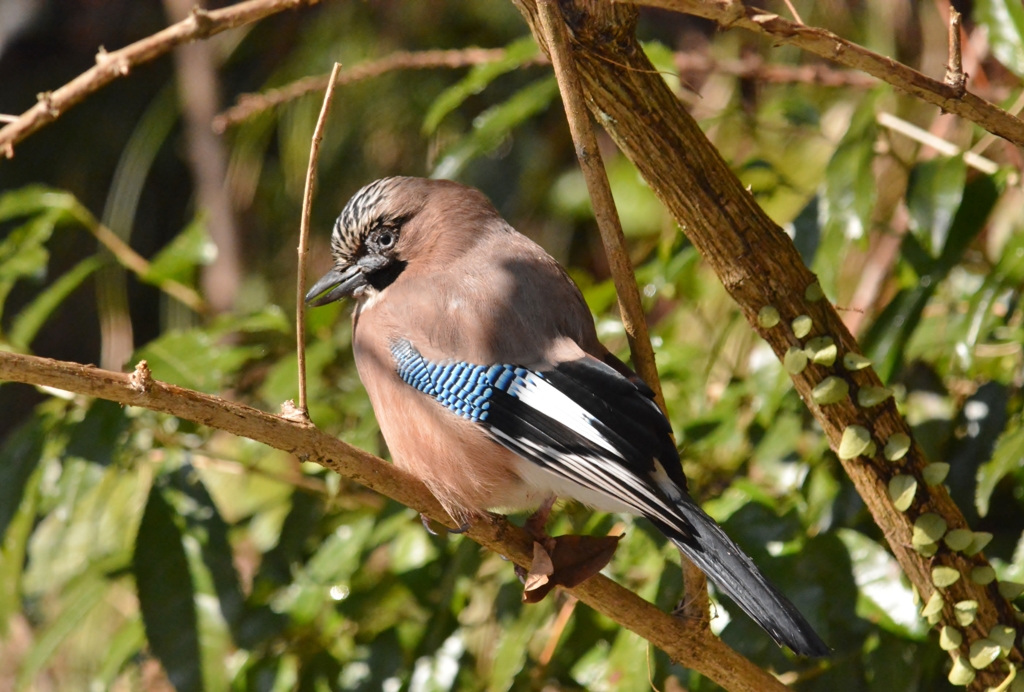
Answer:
[
  {"left": 489, "top": 428, "right": 691, "bottom": 536},
  {"left": 510, "top": 373, "right": 622, "bottom": 457}
]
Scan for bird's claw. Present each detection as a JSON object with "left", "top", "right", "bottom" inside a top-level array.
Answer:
[{"left": 420, "top": 513, "right": 470, "bottom": 535}]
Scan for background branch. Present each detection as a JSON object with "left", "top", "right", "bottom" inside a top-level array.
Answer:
[
  {"left": 631, "top": 0, "right": 1024, "bottom": 149},
  {"left": 0, "top": 0, "right": 322, "bottom": 158},
  {"left": 0, "top": 351, "right": 789, "bottom": 692},
  {"left": 213, "top": 48, "right": 540, "bottom": 131},
  {"left": 215, "top": 47, "right": 876, "bottom": 132}
]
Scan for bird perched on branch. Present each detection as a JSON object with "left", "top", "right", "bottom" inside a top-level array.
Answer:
[{"left": 306, "top": 176, "right": 829, "bottom": 657}]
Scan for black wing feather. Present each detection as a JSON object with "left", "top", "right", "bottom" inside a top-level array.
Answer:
[{"left": 478, "top": 356, "right": 830, "bottom": 658}]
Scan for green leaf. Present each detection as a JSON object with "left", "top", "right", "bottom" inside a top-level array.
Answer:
[
  {"left": 936, "top": 174, "right": 1000, "bottom": 273},
  {"left": 975, "top": 0, "right": 1024, "bottom": 78},
  {"left": 977, "top": 416, "right": 1024, "bottom": 517},
  {"left": 134, "top": 329, "right": 262, "bottom": 394},
  {"left": 863, "top": 175, "right": 999, "bottom": 380},
  {"left": 16, "top": 575, "right": 107, "bottom": 690},
  {"left": 422, "top": 36, "right": 539, "bottom": 135},
  {"left": 906, "top": 157, "right": 967, "bottom": 257},
  {"left": 0, "top": 462, "right": 42, "bottom": 635},
  {"left": 431, "top": 76, "right": 559, "bottom": 180},
  {"left": 0, "top": 419, "right": 47, "bottom": 539},
  {"left": 134, "top": 485, "right": 202, "bottom": 692},
  {"left": 0, "top": 185, "right": 77, "bottom": 223},
  {"left": 0, "top": 212, "right": 60, "bottom": 321},
  {"left": 168, "top": 466, "right": 285, "bottom": 649},
  {"left": 821, "top": 95, "right": 878, "bottom": 243},
  {"left": 65, "top": 399, "right": 130, "bottom": 467},
  {"left": 143, "top": 216, "right": 216, "bottom": 286},
  {"left": 7, "top": 256, "right": 102, "bottom": 350},
  {"left": 94, "top": 617, "right": 146, "bottom": 688}
]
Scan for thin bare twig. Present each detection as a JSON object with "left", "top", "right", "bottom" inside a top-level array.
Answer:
[
  {"left": 675, "top": 52, "right": 876, "bottom": 88},
  {"left": 0, "top": 0, "right": 322, "bottom": 158},
  {"left": 0, "top": 350, "right": 788, "bottom": 692},
  {"left": 296, "top": 62, "right": 341, "bottom": 419},
  {"left": 944, "top": 8, "right": 965, "bottom": 98},
  {"left": 213, "top": 48, "right": 535, "bottom": 131},
  {"left": 877, "top": 112, "right": 998, "bottom": 174},
  {"left": 631, "top": 0, "right": 1024, "bottom": 149},
  {"left": 780, "top": 0, "right": 803, "bottom": 25},
  {"left": 68, "top": 206, "right": 210, "bottom": 315},
  {"left": 165, "top": 0, "right": 243, "bottom": 314},
  {"left": 535, "top": 0, "right": 711, "bottom": 640},
  {"left": 536, "top": 0, "right": 664, "bottom": 409}
]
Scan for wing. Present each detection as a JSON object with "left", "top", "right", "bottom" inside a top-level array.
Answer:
[
  {"left": 389, "top": 338, "right": 831, "bottom": 657},
  {"left": 389, "top": 338, "right": 697, "bottom": 543}
]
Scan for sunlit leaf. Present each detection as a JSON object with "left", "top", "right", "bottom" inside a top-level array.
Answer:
[
  {"left": 94, "top": 617, "right": 146, "bottom": 688},
  {"left": 976, "top": 0, "right": 1024, "bottom": 78},
  {"left": 431, "top": 76, "right": 558, "bottom": 180},
  {"left": 977, "top": 415, "right": 1024, "bottom": 517},
  {"left": 423, "top": 36, "right": 540, "bottom": 135},
  {"left": 134, "top": 329, "right": 263, "bottom": 394},
  {"left": 837, "top": 529, "right": 926, "bottom": 639},
  {"left": 15, "top": 575, "right": 107, "bottom": 690},
  {"left": 0, "top": 185, "right": 77, "bottom": 223},
  {"left": 906, "top": 157, "right": 966, "bottom": 257},
  {"left": 821, "top": 95, "right": 878, "bottom": 243},
  {"left": 143, "top": 216, "right": 217, "bottom": 286},
  {"left": 7, "top": 255, "right": 102, "bottom": 351}
]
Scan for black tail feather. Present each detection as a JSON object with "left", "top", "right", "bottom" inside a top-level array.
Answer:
[{"left": 651, "top": 496, "right": 831, "bottom": 658}]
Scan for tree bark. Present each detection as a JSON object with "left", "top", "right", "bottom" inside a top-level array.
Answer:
[{"left": 512, "top": 1, "right": 1022, "bottom": 688}]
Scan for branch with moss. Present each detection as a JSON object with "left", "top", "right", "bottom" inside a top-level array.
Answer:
[
  {"left": 0, "top": 351, "right": 791, "bottom": 692},
  {"left": 628, "top": 0, "right": 1024, "bottom": 149},
  {"left": 0, "top": 0, "right": 323, "bottom": 158},
  {"left": 513, "top": 1, "right": 1022, "bottom": 689}
]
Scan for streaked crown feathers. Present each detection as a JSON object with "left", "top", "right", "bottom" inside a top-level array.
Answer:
[{"left": 330, "top": 177, "right": 410, "bottom": 261}]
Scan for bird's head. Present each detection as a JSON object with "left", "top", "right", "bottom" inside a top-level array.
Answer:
[
  {"left": 305, "top": 177, "right": 420, "bottom": 307},
  {"left": 305, "top": 176, "right": 500, "bottom": 307}
]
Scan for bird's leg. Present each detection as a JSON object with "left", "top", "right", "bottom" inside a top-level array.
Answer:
[{"left": 524, "top": 495, "right": 557, "bottom": 542}]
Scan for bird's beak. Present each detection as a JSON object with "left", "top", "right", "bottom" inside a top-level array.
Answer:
[{"left": 305, "top": 264, "right": 367, "bottom": 306}]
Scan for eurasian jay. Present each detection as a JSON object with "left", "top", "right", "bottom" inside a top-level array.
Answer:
[{"left": 306, "top": 176, "right": 830, "bottom": 657}]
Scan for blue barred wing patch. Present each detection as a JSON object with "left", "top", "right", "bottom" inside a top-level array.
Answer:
[{"left": 390, "top": 339, "right": 537, "bottom": 422}]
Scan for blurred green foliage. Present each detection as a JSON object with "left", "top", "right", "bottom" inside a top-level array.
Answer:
[{"left": 1, "top": 1, "right": 1024, "bottom": 691}]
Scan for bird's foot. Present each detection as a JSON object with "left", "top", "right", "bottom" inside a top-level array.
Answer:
[
  {"left": 524, "top": 495, "right": 557, "bottom": 542},
  {"left": 419, "top": 513, "right": 470, "bottom": 536}
]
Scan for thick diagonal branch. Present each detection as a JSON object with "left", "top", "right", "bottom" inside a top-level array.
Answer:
[
  {"left": 535, "top": 0, "right": 710, "bottom": 635},
  {"left": 513, "top": 1, "right": 1021, "bottom": 688}
]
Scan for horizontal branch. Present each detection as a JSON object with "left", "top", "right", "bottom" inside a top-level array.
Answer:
[
  {"left": 632, "top": 0, "right": 1024, "bottom": 149},
  {"left": 0, "top": 351, "right": 788, "bottom": 692},
  {"left": 216, "top": 47, "right": 875, "bottom": 131},
  {"left": 213, "top": 48, "right": 538, "bottom": 131},
  {"left": 0, "top": 0, "right": 323, "bottom": 158}
]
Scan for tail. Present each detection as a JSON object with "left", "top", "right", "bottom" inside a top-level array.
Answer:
[{"left": 651, "top": 496, "right": 831, "bottom": 658}]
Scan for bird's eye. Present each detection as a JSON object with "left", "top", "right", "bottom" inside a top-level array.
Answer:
[{"left": 377, "top": 231, "right": 394, "bottom": 248}]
